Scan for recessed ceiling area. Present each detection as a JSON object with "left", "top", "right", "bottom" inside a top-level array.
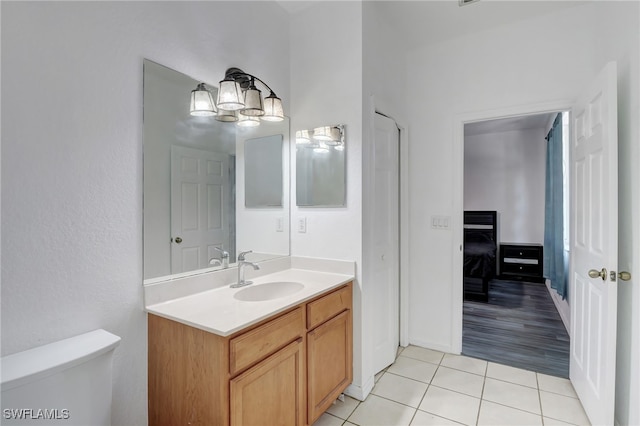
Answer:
[{"left": 465, "top": 112, "right": 557, "bottom": 136}]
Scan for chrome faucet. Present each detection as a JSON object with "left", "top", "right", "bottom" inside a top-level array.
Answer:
[
  {"left": 231, "top": 250, "right": 260, "bottom": 288},
  {"left": 213, "top": 247, "right": 230, "bottom": 269}
]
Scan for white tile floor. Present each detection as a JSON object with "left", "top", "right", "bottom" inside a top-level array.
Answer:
[{"left": 313, "top": 346, "right": 590, "bottom": 426}]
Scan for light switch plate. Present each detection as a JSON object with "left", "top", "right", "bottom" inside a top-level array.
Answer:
[
  {"left": 297, "top": 217, "right": 307, "bottom": 233},
  {"left": 276, "top": 217, "right": 284, "bottom": 232},
  {"left": 431, "top": 215, "right": 451, "bottom": 230}
]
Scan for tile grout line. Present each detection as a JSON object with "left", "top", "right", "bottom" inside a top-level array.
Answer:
[
  {"left": 410, "top": 354, "right": 473, "bottom": 426},
  {"left": 537, "top": 372, "right": 546, "bottom": 426}
]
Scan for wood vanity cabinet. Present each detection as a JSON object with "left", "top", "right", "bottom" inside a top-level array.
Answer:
[
  {"left": 148, "top": 281, "right": 353, "bottom": 426},
  {"left": 306, "top": 285, "right": 353, "bottom": 424}
]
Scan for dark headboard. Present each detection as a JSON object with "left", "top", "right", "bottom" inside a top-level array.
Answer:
[{"left": 463, "top": 211, "right": 497, "bottom": 244}]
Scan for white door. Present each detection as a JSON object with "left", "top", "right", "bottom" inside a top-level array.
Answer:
[
  {"left": 570, "top": 61, "right": 618, "bottom": 425},
  {"left": 171, "top": 145, "right": 230, "bottom": 274},
  {"left": 372, "top": 113, "right": 400, "bottom": 374}
]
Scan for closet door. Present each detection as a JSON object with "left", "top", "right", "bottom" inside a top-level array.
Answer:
[{"left": 371, "top": 113, "right": 400, "bottom": 374}]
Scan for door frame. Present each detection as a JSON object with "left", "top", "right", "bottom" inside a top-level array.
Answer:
[{"left": 451, "top": 100, "right": 573, "bottom": 353}]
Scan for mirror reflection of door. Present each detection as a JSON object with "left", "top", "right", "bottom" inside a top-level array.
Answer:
[{"left": 170, "top": 145, "right": 231, "bottom": 274}]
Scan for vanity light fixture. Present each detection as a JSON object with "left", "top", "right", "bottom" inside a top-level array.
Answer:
[
  {"left": 215, "top": 109, "right": 238, "bottom": 122},
  {"left": 313, "top": 141, "right": 330, "bottom": 153},
  {"left": 189, "top": 83, "right": 217, "bottom": 116},
  {"left": 237, "top": 114, "right": 260, "bottom": 127},
  {"left": 313, "top": 125, "right": 344, "bottom": 146},
  {"left": 295, "top": 130, "right": 311, "bottom": 144},
  {"left": 214, "top": 67, "right": 285, "bottom": 125}
]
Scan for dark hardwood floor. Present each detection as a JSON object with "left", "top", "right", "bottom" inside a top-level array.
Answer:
[{"left": 462, "top": 278, "right": 570, "bottom": 378}]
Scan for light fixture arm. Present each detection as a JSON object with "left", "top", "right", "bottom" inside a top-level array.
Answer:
[{"left": 224, "top": 68, "right": 279, "bottom": 97}]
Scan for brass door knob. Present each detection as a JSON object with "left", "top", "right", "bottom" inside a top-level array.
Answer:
[
  {"left": 588, "top": 268, "right": 607, "bottom": 280},
  {"left": 618, "top": 271, "right": 632, "bottom": 281}
]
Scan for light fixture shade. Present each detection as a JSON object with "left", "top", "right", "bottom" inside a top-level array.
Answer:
[
  {"left": 261, "top": 92, "right": 284, "bottom": 122},
  {"left": 312, "top": 126, "right": 332, "bottom": 141},
  {"left": 313, "top": 141, "right": 330, "bottom": 153},
  {"left": 313, "top": 125, "right": 342, "bottom": 145},
  {"left": 237, "top": 114, "right": 260, "bottom": 127},
  {"left": 241, "top": 80, "right": 265, "bottom": 116},
  {"left": 334, "top": 143, "right": 345, "bottom": 151},
  {"left": 295, "top": 130, "right": 311, "bottom": 144},
  {"left": 217, "top": 78, "right": 244, "bottom": 111},
  {"left": 190, "top": 83, "right": 216, "bottom": 116},
  {"left": 215, "top": 108, "right": 238, "bottom": 122}
]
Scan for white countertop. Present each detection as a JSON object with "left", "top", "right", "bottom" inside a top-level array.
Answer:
[{"left": 146, "top": 268, "right": 353, "bottom": 337}]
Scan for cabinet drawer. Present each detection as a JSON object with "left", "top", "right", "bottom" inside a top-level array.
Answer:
[
  {"left": 307, "top": 284, "right": 352, "bottom": 330},
  {"left": 502, "top": 263, "right": 541, "bottom": 276},
  {"left": 230, "top": 308, "right": 303, "bottom": 376},
  {"left": 502, "top": 246, "right": 540, "bottom": 259}
]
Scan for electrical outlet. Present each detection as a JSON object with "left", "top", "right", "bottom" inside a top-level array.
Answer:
[
  {"left": 276, "top": 217, "right": 284, "bottom": 232},
  {"left": 297, "top": 217, "right": 307, "bottom": 233}
]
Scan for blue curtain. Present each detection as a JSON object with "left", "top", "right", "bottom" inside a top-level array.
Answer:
[{"left": 543, "top": 114, "right": 567, "bottom": 298}]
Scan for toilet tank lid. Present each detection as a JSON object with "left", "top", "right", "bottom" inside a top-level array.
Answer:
[{"left": 1, "top": 329, "right": 121, "bottom": 392}]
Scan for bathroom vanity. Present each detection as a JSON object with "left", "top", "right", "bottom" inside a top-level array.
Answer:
[{"left": 146, "top": 265, "right": 353, "bottom": 426}]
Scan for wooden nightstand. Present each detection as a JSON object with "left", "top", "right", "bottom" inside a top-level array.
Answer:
[{"left": 499, "top": 243, "right": 544, "bottom": 282}]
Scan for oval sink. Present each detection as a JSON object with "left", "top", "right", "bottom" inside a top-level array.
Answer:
[{"left": 234, "top": 281, "right": 305, "bottom": 302}]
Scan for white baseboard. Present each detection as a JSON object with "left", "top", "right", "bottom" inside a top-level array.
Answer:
[
  {"left": 545, "top": 279, "right": 571, "bottom": 334},
  {"left": 345, "top": 375, "right": 375, "bottom": 402},
  {"left": 407, "top": 338, "right": 456, "bottom": 355}
]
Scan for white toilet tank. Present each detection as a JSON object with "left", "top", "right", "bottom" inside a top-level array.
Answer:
[{"left": 1, "top": 329, "right": 121, "bottom": 426}]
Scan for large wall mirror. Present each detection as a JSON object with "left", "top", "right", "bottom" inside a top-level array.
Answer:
[
  {"left": 143, "top": 59, "right": 290, "bottom": 283},
  {"left": 296, "top": 124, "right": 346, "bottom": 207}
]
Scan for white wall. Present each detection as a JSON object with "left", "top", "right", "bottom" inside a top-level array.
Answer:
[
  {"left": 406, "top": 3, "right": 597, "bottom": 352},
  {"left": 289, "top": 0, "right": 365, "bottom": 396},
  {"left": 1, "top": 2, "right": 289, "bottom": 425},
  {"left": 404, "top": 2, "right": 639, "bottom": 423},
  {"left": 464, "top": 127, "right": 547, "bottom": 244}
]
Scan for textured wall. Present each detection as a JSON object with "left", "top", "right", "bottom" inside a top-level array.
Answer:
[{"left": 1, "top": 2, "right": 289, "bottom": 424}]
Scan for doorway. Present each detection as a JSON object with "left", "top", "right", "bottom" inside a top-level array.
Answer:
[{"left": 460, "top": 112, "right": 571, "bottom": 377}]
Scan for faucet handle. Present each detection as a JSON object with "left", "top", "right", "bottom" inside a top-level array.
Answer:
[
  {"left": 238, "top": 250, "right": 253, "bottom": 261},
  {"left": 214, "top": 247, "right": 229, "bottom": 258}
]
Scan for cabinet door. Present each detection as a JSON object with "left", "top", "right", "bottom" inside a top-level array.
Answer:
[
  {"left": 307, "top": 310, "right": 353, "bottom": 424},
  {"left": 230, "top": 338, "right": 305, "bottom": 426}
]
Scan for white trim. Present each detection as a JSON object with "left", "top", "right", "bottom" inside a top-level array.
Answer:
[
  {"left": 399, "top": 122, "right": 410, "bottom": 348},
  {"left": 409, "top": 338, "right": 457, "bottom": 355},
  {"left": 545, "top": 278, "right": 571, "bottom": 334},
  {"left": 451, "top": 99, "right": 574, "bottom": 353},
  {"left": 344, "top": 374, "right": 375, "bottom": 402}
]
